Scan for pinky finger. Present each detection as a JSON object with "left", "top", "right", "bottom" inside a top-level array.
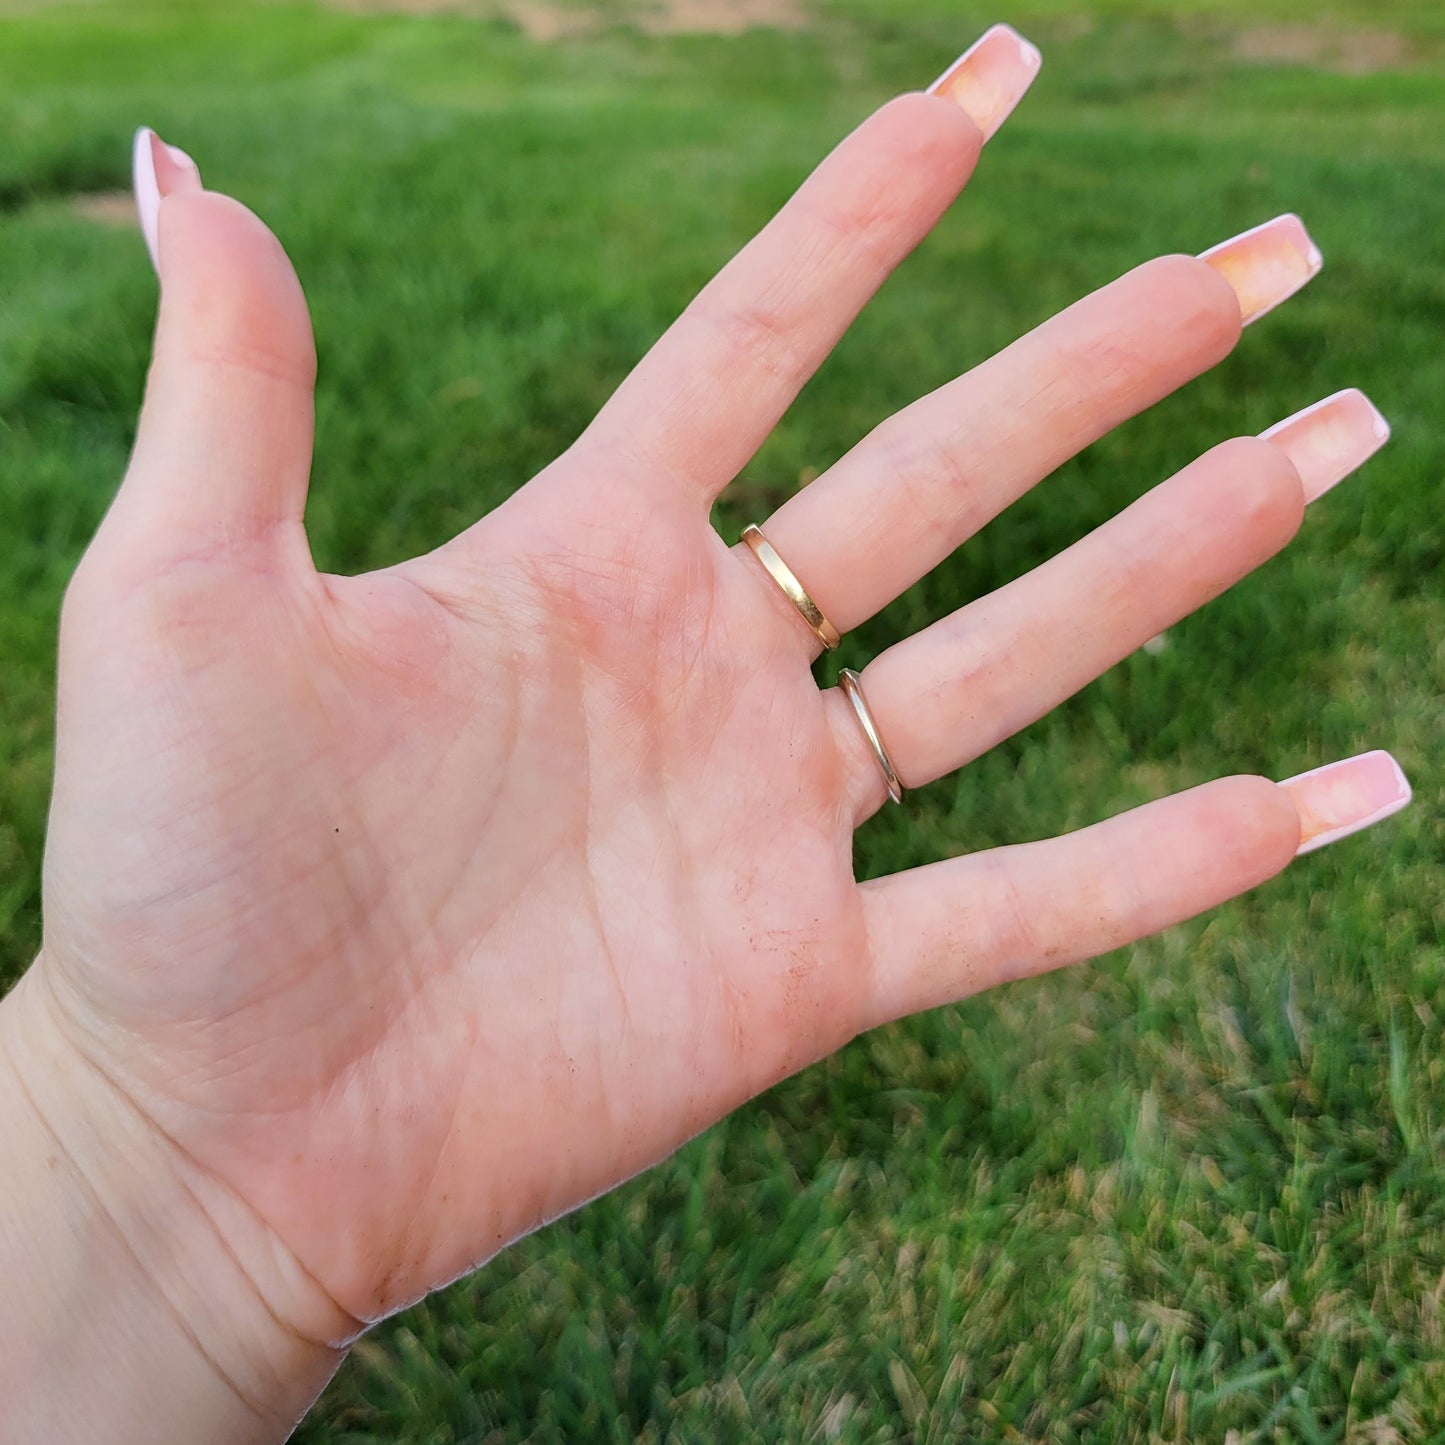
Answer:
[{"left": 857, "top": 754, "right": 1410, "bottom": 1029}]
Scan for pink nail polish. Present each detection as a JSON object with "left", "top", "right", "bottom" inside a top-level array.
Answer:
[
  {"left": 1261, "top": 389, "right": 1391, "bottom": 504},
  {"left": 1200, "top": 214, "right": 1323, "bottom": 325},
  {"left": 1279, "top": 750, "right": 1411, "bottom": 856},
  {"left": 927, "top": 24, "right": 1042, "bottom": 142}
]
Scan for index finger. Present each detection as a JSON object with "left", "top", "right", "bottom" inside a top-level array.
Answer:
[{"left": 577, "top": 25, "right": 1041, "bottom": 505}]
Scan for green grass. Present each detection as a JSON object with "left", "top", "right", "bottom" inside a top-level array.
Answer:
[{"left": 2, "top": 0, "right": 1443, "bottom": 1439}]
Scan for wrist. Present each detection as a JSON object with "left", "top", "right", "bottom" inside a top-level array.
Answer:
[{"left": 0, "top": 964, "right": 352, "bottom": 1444}]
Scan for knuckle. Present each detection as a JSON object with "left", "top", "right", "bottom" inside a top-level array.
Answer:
[
  {"left": 1055, "top": 324, "right": 1160, "bottom": 411},
  {"left": 705, "top": 294, "right": 810, "bottom": 391},
  {"left": 1029, "top": 254, "right": 1244, "bottom": 436},
  {"left": 687, "top": 93, "right": 982, "bottom": 405},
  {"left": 186, "top": 332, "right": 317, "bottom": 391},
  {"left": 161, "top": 191, "right": 318, "bottom": 390},
  {"left": 874, "top": 415, "right": 975, "bottom": 531},
  {"left": 984, "top": 856, "right": 1058, "bottom": 974},
  {"left": 802, "top": 93, "right": 979, "bottom": 265},
  {"left": 1105, "top": 436, "right": 1304, "bottom": 617}
]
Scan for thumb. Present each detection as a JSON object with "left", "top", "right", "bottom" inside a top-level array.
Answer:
[{"left": 106, "top": 128, "right": 318, "bottom": 556}]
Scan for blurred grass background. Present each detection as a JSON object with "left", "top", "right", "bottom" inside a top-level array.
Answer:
[{"left": 1, "top": 0, "right": 1442, "bottom": 1439}]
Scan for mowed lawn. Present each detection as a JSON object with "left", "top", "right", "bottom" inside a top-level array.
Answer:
[{"left": 1, "top": 0, "right": 1443, "bottom": 1439}]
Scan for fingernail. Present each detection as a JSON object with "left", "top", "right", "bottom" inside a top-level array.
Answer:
[
  {"left": 1279, "top": 750, "right": 1411, "bottom": 856},
  {"left": 927, "top": 24, "right": 1042, "bottom": 142},
  {"left": 1200, "top": 213, "right": 1323, "bottom": 325},
  {"left": 132, "top": 126, "right": 201, "bottom": 275},
  {"left": 1260, "top": 389, "right": 1391, "bottom": 504}
]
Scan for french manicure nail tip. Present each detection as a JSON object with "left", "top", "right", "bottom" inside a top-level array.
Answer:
[
  {"left": 132, "top": 126, "right": 161, "bottom": 272},
  {"left": 928, "top": 24, "right": 1042, "bottom": 142},
  {"left": 1280, "top": 750, "right": 1412, "bottom": 856},
  {"left": 1260, "top": 389, "right": 1391, "bottom": 503},
  {"left": 1200, "top": 213, "right": 1323, "bottom": 325}
]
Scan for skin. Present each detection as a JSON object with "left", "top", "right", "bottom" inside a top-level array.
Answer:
[{"left": 0, "top": 91, "right": 1323, "bottom": 1443}]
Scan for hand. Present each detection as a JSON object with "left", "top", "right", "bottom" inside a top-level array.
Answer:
[{"left": 3, "top": 25, "right": 1409, "bottom": 1441}]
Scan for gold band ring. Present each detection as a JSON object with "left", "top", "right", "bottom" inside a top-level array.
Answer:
[
  {"left": 838, "top": 668, "right": 904, "bottom": 805},
  {"left": 740, "top": 524, "right": 841, "bottom": 651}
]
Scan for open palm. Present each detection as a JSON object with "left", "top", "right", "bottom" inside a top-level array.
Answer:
[{"left": 21, "top": 62, "right": 1399, "bottom": 1368}]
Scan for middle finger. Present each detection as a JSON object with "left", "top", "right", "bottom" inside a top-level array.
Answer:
[{"left": 751, "top": 215, "right": 1321, "bottom": 643}]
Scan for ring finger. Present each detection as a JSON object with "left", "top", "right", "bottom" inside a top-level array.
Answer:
[{"left": 827, "top": 388, "right": 1391, "bottom": 818}]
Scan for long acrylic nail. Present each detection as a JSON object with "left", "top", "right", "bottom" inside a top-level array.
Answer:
[
  {"left": 132, "top": 126, "right": 201, "bottom": 274},
  {"left": 927, "top": 24, "right": 1042, "bottom": 142},
  {"left": 1261, "top": 389, "right": 1391, "bottom": 504},
  {"left": 1279, "top": 750, "right": 1411, "bottom": 856},
  {"left": 1200, "top": 214, "right": 1322, "bottom": 325}
]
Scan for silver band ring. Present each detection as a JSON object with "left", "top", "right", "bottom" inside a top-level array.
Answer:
[{"left": 837, "top": 668, "right": 903, "bottom": 805}]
